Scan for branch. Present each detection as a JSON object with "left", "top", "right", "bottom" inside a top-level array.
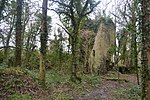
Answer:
[
  {"left": 51, "top": 0, "right": 70, "bottom": 8},
  {"left": 0, "top": 46, "right": 15, "bottom": 49},
  {"left": 83, "top": 0, "right": 101, "bottom": 16},
  {"left": 49, "top": 8, "right": 72, "bottom": 18},
  {"left": 111, "top": 12, "right": 121, "bottom": 20},
  {"left": 81, "top": 0, "right": 90, "bottom": 16},
  {"left": 56, "top": 23, "right": 72, "bottom": 37},
  {"left": 69, "top": 0, "right": 76, "bottom": 26}
]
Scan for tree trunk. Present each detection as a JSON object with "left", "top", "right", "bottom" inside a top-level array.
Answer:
[
  {"left": 133, "top": 33, "right": 139, "bottom": 85},
  {"left": 141, "top": 0, "right": 150, "bottom": 99},
  {"left": 132, "top": 20, "right": 139, "bottom": 85},
  {"left": 15, "top": 0, "right": 23, "bottom": 67},
  {"left": 39, "top": 0, "right": 48, "bottom": 86},
  {"left": 4, "top": 15, "right": 15, "bottom": 65},
  {"left": 4, "top": 27, "right": 13, "bottom": 64},
  {"left": 70, "top": 26, "right": 81, "bottom": 83}
]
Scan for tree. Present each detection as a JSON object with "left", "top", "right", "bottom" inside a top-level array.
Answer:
[
  {"left": 0, "top": 0, "right": 16, "bottom": 65},
  {"left": 52, "top": 0, "right": 100, "bottom": 83},
  {"left": 39, "top": 0, "right": 48, "bottom": 86},
  {"left": 0, "top": 0, "right": 7, "bottom": 20},
  {"left": 113, "top": 0, "right": 140, "bottom": 84},
  {"left": 141, "top": 0, "right": 150, "bottom": 99},
  {"left": 15, "top": 0, "right": 23, "bottom": 67}
]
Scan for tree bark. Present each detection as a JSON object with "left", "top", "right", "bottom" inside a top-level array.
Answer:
[
  {"left": 141, "top": 0, "right": 150, "bottom": 99},
  {"left": 70, "top": 27, "right": 81, "bottom": 83},
  {"left": 39, "top": 0, "right": 48, "bottom": 86},
  {"left": 15, "top": 0, "right": 23, "bottom": 67}
]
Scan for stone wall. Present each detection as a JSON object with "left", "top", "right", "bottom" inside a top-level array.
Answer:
[
  {"left": 80, "top": 30, "right": 96, "bottom": 73},
  {"left": 89, "top": 18, "right": 115, "bottom": 74}
]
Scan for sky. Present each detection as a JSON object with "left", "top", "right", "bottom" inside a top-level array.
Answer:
[
  {"left": 45, "top": 0, "right": 120, "bottom": 38},
  {"left": 0, "top": 0, "right": 120, "bottom": 48},
  {"left": 48, "top": 0, "right": 118, "bottom": 27}
]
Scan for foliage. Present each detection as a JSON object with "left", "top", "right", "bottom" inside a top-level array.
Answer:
[
  {"left": 53, "top": 92, "right": 73, "bottom": 100},
  {"left": 70, "top": 74, "right": 102, "bottom": 94},
  {"left": 9, "top": 93, "right": 31, "bottom": 100},
  {"left": 45, "top": 70, "right": 70, "bottom": 88},
  {"left": 83, "top": 16, "right": 112, "bottom": 33},
  {"left": 113, "top": 85, "right": 141, "bottom": 100},
  {"left": 0, "top": 67, "right": 24, "bottom": 74},
  {"left": 83, "top": 74, "right": 102, "bottom": 87},
  {"left": 108, "top": 46, "right": 116, "bottom": 55},
  {"left": 22, "top": 50, "right": 39, "bottom": 69},
  {"left": 0, "top": 50, "right": 4, "bottom": 63},
  {"left": 83, "top": 18, "right": 101, "bottom": 33},
  {"left": 47, "top": 51, "right": 71, "bottom": 69},
  {"left": 24, "top": 69, "right": 39, "bottom": 80}
]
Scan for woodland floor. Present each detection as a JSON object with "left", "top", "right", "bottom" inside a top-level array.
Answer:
[
  {"left": 0, "top": 67, "right": 140, "bottom": 100},
  {"left": 76, "top": 74, "right": 138, "bottom": 100}
]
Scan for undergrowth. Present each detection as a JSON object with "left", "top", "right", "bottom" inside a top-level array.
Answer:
[
  {"left": 112, "top": 85, "right": 141, "bottom": 100},
  {"left": 0, "top": 67, "right": 102, "bottom": 99},
  {"left": 9, "top": 93, "right": 31, "bottom": 100}
]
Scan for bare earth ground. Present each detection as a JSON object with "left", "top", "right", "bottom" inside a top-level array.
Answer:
[
  {"left": 77, "top": 79, "right": 136, "bottom": 100},
  {"left": 47, "top": 73, "right": 137, "bottom": 100},
  {"left": 72, "top": 74, "right": 137, "bottom": 100}
]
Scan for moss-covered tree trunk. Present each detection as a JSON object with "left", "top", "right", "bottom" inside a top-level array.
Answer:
[
  {"left": 141, "top": 0, "right": 150, "bottom": 99},
  {"left": 131, "top": 18, "right": 139, "bottom": 85},
  {"left": 70, "top": 24, "right": 81, "bottom": 83},
  {"left": 39, "top": 0, "right": 48, "bottom": 86},
  {"left": 15, "top": 0, "right": 23, "bottom": 67}
]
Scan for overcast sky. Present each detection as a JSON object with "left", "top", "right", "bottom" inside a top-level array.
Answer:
[
  {"left": 0, "top": 0, "right": 120, "bottom": 47},
  {"left": 46, "top": 0, "right": 120, "bottom": 35}
]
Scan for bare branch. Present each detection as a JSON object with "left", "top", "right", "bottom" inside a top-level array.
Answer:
[
  {"left": 81, "top": 0, "right": 90, "bottom": 16},
  {"left": 56, "top": 23, "right": 72, "bottom": 37},
  {"left": 83, "top": 1, "right": 101, "bottom": 16},
  {"left": 51, "top": 0, "right": 70, "bottom": 8},
  {"left": 0, "top": 46, "right": 15, "bottom": 49}
]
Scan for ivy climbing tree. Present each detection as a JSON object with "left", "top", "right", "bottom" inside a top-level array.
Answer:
[
  {"left": 51, "top": 0, "right": 100, "bottom": 83},
  {"left": 141, "top": 0, "right": 150, "bottom": 99},
  {"left": 15, "top": 0, "right": 23, "bottom": 67},
  {"left": 39, "top": 0, "right": 48, "bottom": 86}
]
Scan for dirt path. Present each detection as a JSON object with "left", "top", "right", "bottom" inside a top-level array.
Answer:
[{"left": 74, "top": 74, "right": 137, "bottom": 100}]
